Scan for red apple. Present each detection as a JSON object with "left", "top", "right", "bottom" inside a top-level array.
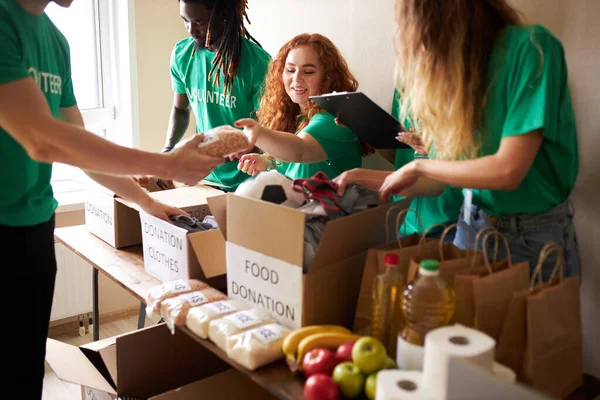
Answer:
[
  {"left": 335, "top": 341, "right": 356, "bottom": 364},
  {"left": 302, "top": 348, "right": 339, "bottom": 378},
  {"left": 304, "top": 374, "right": 340, "bottom": 400}
]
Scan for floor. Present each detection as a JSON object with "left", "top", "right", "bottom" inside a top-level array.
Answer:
[{"left": 42, "top": 314, "right": 159, "bottom": 400}]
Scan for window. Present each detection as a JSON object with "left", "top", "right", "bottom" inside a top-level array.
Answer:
[
  {"left": 47, "top": 0, "right": 138, "bottom": 207},
  {"left": 46, "top": 0, "right": 115, "bottom": 140}
]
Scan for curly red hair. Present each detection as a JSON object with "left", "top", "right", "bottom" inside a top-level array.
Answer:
[{"left": 257, "top": 33, "right": 358, "bottom": 133}]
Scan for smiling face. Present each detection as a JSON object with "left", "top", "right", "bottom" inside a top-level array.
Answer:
[{"left": 282, "top": 46, "right": 325, "bottom": 111}]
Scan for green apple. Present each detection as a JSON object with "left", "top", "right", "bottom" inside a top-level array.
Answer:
[
  {"left": 332, "top": 362, "right": 365, "bottom": 398},
  {"left": 382, "top": 355, "right": 397, "bottom": 370},
  {"left": 352, "top": 336, "right": 386, "bottom": 374},
  {"left": 365, "top": 372, "right": 378, "bottom": 400}
]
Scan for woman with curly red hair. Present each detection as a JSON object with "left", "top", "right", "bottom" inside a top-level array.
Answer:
[{"left": 234, "top": 33, "right": 362, "bottom": 180}]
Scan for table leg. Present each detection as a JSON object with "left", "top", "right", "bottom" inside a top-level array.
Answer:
[
  {"left": 93, "top": 268, "right": 99, "bottom": 341},
  {"left": 137, "top": 302, "right": 146, "bottom": 330}
]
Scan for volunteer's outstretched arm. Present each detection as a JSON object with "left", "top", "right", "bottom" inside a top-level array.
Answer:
[
  {"left": 379, "top": 130, "right": 543, "bottom": 201},
  {"left": 0, "top": 78, "right": 223, "bottom": 184},
  {"left": 333, "top": 168, "right": 445, "bottom": 199},
  {"left": 235, "top": 118, "right": 327, "bottom": 163},
  {"left": 59, "top": 106, "right": 187, "bottom": 222}
]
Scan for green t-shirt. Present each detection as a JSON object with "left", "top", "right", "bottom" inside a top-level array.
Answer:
[
  {"left": 170, "top": 36, "right": 271, "bottom": 190},
  {"left": 0, "top": 0, "right": 77, "bottom": 226},
  {"left": 391, "top": 90, "right": 463, "bottom": 235},
  {"left": 475, "top": 25, "right": 578, "bottom": 215},
  {"left": 279, "top": 112, "right": 362, "bottom": 180}
]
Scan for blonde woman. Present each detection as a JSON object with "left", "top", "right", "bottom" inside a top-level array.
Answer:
[{"left": 335, "top": 0, "right": 579, "bottom": 280}]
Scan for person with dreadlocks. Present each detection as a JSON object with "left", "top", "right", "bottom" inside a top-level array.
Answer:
[
  {"left": 233, "top": 33, "right": 362, "bottom": 181},
  {"left": 161, "top": 0, "right": 271, "bottom": 191}
]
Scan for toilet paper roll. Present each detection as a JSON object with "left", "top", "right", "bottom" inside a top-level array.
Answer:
[
  {"left": 493, "top": 362, "right": 516, "bottom": 383},
  {"left": 396, "top": 335, "right": 425, "bottom": 371},
  {"left": 376, "top": 370, "right": 433, "bottom": 400},
  {"left": 421, "top": 325, "right": 496, "bottom": 399}
]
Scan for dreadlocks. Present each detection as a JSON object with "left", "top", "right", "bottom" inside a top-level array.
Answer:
[{"left": 190, "top": 0, "right": 261, "bottom": 95}]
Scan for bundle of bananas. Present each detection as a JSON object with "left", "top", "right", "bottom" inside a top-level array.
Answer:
[{"left": 282, "top": 325, "right": 361, "bottom": 373}]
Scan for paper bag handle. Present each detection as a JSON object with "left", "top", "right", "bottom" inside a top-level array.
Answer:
[
  {"left": 388, "top": 208, "right": 425, "bottom": 249},
  {"left": 482, "top": 230, "right": 512, "bottom": 275},
  {"left": 530, "top": 243, "right": 564, "bottom": 290},
  {"left": 438, "top": 222, "right": 471, "bottom": 261},
  {"left": 470, "top": 226, "right": 498, "bottom": 268},
  {"left": 418, "top": 223, "right": 448, "bottom": 247},
  {"left": 385, "top": 205, "right": 406, "bottom": 244}
]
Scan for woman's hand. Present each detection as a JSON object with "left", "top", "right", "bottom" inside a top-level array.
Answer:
[
  {"left": 334, "top": 168, "right": 393, "bottom": 196},
  {"left": 143, "top": 200, "right": 187, "bottom": 222},
  {"left": 333, "top": 168, "right": 367, "bottom": 196},
  {"left": 238, "top": 153, "right": 269, "bottom": 176},
  {"left": 234, "top": 118, "right": 264, "bottom": 148},
  {"left": 397, "top": 131, "right": 428, "bottom": 156},
  {"left": 379, "top": 163, "right": 419, "bottom": 203}
]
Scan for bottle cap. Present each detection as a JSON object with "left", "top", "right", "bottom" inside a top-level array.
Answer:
[
  {"left": 384, "top": 253, "right": 399, "bottom": 265},
  {"left": 420, "top": 259, "right": 440, "bottom": 272}
]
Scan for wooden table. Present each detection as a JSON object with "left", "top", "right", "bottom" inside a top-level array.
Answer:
[
  {"left": 54, "top": 225, "right": 306, "bottom": 400},
  {"left": 54, "top": 225, "right": 599, "bottom": 400}
]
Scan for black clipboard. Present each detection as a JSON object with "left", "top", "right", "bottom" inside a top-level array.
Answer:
[{"left": 309, "top": 91, "right": 409, "bottom": 149}]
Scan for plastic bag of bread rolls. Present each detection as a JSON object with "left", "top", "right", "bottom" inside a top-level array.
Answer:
[
  {"left": 145, "top": 279, "right": 208, "bottom": 317},
  {"left": 208, "top": 308, "right": 275, "bottom": 352},
  {"left": 186, "top": 300, "right": 247, "bottom": 339},
  {"left": 175, "top": 125, "right": 250, "bottom": 158},
  {"left": 226, "top": 323, "right": 291, "bottom": 370},
  {"left": 160, "top": 287, "right": 228, "bottom": 334}
]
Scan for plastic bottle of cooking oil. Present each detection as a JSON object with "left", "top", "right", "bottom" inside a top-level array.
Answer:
[
  {"left": 400, "top": 259, "right": 455, "bottom": 346},
  {"left": 371, "top": 253, "right": 403, "bottom": 354}
]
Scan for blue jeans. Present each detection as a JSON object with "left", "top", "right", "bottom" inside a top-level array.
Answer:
[{"left": 453, "top": 202, "right": 580, "bottom": 282}]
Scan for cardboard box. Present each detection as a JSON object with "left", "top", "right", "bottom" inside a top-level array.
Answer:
[
  {"left": 211, "top": 194, "right": 411, "bottom": 330},
  {"left": 46, "top": 324, "right": 230, "bottom": 399},
  {"left": 85, "top": 182, "right": 222, "bottom": 249},
  {"left": 84, "top": 179, "right": 146, "bottom": 249},
  {"left": 140, "top": 191, "right": 227, "bottom": 288},
  {"left": 149, "top": 369, "right": 278, "bottom": 400}
]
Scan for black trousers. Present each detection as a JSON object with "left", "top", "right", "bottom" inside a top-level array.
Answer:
[{"left": 1, "top": 215, "right": 57, "bottom": 399}]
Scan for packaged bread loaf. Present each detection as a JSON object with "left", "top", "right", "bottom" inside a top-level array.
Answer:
[
  {"left": 186, "top": 299, "right": 247, "bottom": 339},
  {"left": 226, "top": 323, "right": 291, "bottom": 370},
  {"left": 208, "top": 308, "right": 275, "bottom": 352},
  {"left": 160, "top": 287, "right": 228, "bottom": 333},
  {"left": 175, "top": 125, "right": 250, "bottom": 158},
  {"left": 145, "top": 279, "right": 208, "bottom": 317}
]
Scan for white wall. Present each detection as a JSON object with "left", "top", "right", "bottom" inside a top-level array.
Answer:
[
  {"left": 508, "top": 0, "right": 600, "bottom": 379},
  {"left": 247, "top": 0, "right": 397, "bottom": 112},
  {"left": 134, "top": 0, "right": 196, "bottom": 152}
]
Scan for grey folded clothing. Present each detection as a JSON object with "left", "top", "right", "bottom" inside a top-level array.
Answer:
[
  {"left": 299, "top": 184, "right": 380, "bottom": 272},
  {"left": 169, "top": 215, "right": 217, "bottom": 232}
]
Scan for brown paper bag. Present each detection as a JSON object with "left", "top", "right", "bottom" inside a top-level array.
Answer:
[
  {"left": 354, "top": 208, "right": 437, "bottom": 331},
  {"left": 407, "top": 222, "right": 483, "bottom": 288},
  {"left": 522, "top": 244, "right": 583, "bottom": 398},
  {"left": 495, "top": 287, "right": 529, "bottom": 380},
  {"left": 472, "top": 231, "right": 530, "bottom": 342},
  {"left": 451, "top": 226, "right": 504, "bottom": 327}
]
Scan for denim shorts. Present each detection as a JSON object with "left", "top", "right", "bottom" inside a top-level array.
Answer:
[{"left": 453, "top": 201, "right": 580, "bottom": 282}]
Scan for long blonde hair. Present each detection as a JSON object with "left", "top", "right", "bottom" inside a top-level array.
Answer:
[{"left": 394, "top": 0, "right": 522, "bottom": 160}]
